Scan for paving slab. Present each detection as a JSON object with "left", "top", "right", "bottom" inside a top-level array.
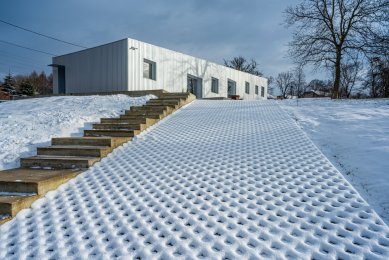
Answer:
[{"left": 0, "top": 100, "right": 388, "bottom": 259}]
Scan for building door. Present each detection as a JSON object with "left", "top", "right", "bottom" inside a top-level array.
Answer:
[
  {"left": 187, "top": 75, "right": 202, "bottom": 98},
  {"left": 58, "top": 66, "right": 66, "bottom": 94},
  {"left": 227, "top": 79, "right": 236, "bottom": 97}
]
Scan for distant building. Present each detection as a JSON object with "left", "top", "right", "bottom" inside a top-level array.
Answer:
[
  {"left": 51, "top": 38, "right": 267, "bottom": 100},
  {"left": 303, "top": 90, "right": 331, "bottom": 98}
]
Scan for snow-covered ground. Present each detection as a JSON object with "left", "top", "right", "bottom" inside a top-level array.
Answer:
[
  {"left": 1, "top": 100, "right": 388, "bottom": 259},
  {"left": 279, "top": 98, "right": 389, "bottom": 225},
  {"left": 0, "top": 95, "right": 153, "bottom": 170}
]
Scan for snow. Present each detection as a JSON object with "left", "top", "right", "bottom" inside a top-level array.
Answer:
[
  {"left": 1, "top": 100, "right": 388, "bottom": 259},
  {"left": 0, "top": 192, "right": 35, "bottom": 196},
  {"left": 279, "top": 98, "right": 389, "bottom": 226},
  {"left": 0, "top": 95, "right": 153, "bottom": 170}
]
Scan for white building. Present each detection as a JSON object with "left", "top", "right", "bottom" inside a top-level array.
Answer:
[{"left": 52, "top": 38, "right": 267, "bottom": 99}]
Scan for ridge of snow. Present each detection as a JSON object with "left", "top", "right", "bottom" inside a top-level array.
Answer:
[{"left": 0, "top": 100, "right": 388, "bottom": 259}]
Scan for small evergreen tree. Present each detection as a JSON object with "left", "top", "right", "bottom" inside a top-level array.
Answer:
[
  {"left": 1, "top": 73, "right": 17, "bottom": 94},
  {"left": 19, "top": 81, "right": 35, "bottom": 96}
]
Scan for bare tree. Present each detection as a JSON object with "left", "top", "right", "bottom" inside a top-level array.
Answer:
[
  {"left": 285, "top": 0, "right": 389, "bottom": 99},
  {"left": 224, "top": 56, "right": 263, "bottom": 76},
  {"left": 364, "top": 55, "right": 389, "bottom": 98},
  {"left": 14, "top": 71, "right": 53, "bottom": 95},
  {"left": 293, "top": 65, "right": 306, "bottom": 97},
  {"left": 307, "top": 79, "right": 333, "bottom": 92},
  {"left": 340, "top": 59, "right": 361, "bottom": 98},
  {"left": 267, "top": 76, "right": 275, "bottom": 95},
  {"left": 276, "top": 71, "right": 294, "bottom": 98}
]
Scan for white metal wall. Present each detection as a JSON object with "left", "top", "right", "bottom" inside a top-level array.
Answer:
[
  {"left": 127, "top": 38, "right": 267, "bottom": 100},
  {"left": 52, "top": 39, "right": 128, "bottom": 94},
  {"left": 52, "top": 38, "right": 267, "bottom": 99}
]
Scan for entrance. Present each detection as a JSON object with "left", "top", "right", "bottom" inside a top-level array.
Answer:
[
  {"left": 227, "top": 79, "right": 236, "bottom": 97},
  {"left": 58, "top": 66, "right": 66, "bottom": 94},
  {"left": 187, "top": 75, "right": 202, "bottom": 98}
]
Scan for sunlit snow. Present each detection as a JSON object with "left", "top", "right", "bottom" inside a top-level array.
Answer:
[
  {"left": 0, "top": 95, "right": 153, "bottom": 170},
  {"left": 1, "top": 100, "right": 388, "bottom": 259}
]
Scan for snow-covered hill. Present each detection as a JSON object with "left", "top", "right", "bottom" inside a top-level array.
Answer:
[
  {"left": 0, "top": 95, "right": 153, "bottom": 170},
  {"left": 1, "top": 100, "right": 389, "bottom": 259},
  {"left": 279, "top": 98, "right": 389, "bottom": 225}
]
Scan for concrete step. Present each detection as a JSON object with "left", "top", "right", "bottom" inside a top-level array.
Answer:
[
  {"left": 100, "top": 117, "right": 156, "bottom": 125},
  {"left": 128, "top": 106, "right": 173, "bottom": 113},
  {"left": 120, "top": 113, "right": 164, "bottom": 120},
  {"left": 21, "top": 155, "right": 100, "bottom": 169},
  {"left": 143, "top": 101, "right": 179, "bottom": 106},
  {"left": 52, "top": 137, "right": 113, "bottom": 147},
  {"left": 124, "top": 108, "right": 168, "bottom": 115},
  {"left": 126, "top": 108, "right": 173, "bottom": 116},
  {"left": 156, "top": 97, "right": 186, "bottom": 102},
  {"left": 0, "top": 215, "right": 11, "bottom": 225},
  {"left": 147, "top": 98, "right": 181, "bottom": 102},
  {"left": 92, "top": 123, "right": 146, "bottom": 131},
  {"left": 84, "top": 129, "right": 140, "bottom": 137},
  {"left": 156, "top": 95, "right": 194, "bottom": 104},
  {"left": 130, "top": 104, "right": 170, "bottom": 110},
  {"left": 0, "top": 195, "right": 41, "bottom": 217},
  {"left": 0, "top": 168, "right": 81, "bottom": 218},
  {"left": 138, "top": 104, "right": 177, "bottom": 111},
  {"left": 146, "top": 100, "right": 181, "bottom": 106},
  {"left": 0, "top": 168, "right": 81, "bottom": 194},
  {"left": 37, "top": 145, "right": 112, "bottom": 158},
  {"left": 160, "top": 93, "right": 191, "bottom": 98},
  {"left": 52, "top": 137, "right": 131, "bottom": 148}
]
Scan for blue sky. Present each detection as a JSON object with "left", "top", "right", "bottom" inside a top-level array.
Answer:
[{"left": 0, "top": 0, "right": 322, "bottom": 81}]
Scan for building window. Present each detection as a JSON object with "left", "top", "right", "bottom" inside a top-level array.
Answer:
[
  {"left": 211, "top": 77, "right": 219, "bottom": 93},
  {"left": 245, "top": 82, "right": 250, "bottom": 94},
  {"left": 228, "top": 79, "right": 236, "bottom": 96},
  {"left": 261, "top": 86, "right": 265, "bottom": 97},
  {"left": 255, "top": 85, "right": 259, "bottom": 95},
  {"left": 143, "top": 59, "right": 156, "bottom": 80}
]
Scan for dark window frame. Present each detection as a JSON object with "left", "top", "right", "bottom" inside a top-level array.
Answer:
[
  {"left": 211, "top": 77, "right": 219, "bottom": 94},
  {"left": 143, "top": 59, "right": 156, "bottom": 80},
  {"left": 245, "top": 82, "right": 250, "bottom": 94}
]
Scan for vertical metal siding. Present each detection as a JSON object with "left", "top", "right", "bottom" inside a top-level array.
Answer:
[
  {"left": 127, "top": 38, "right": 267, "bottom": 99},
  {"left": 52, "top": 39, "right": 128, "bottom": 94},
  {"left": 52, "top": 38, "right": 267, "bottom": 99}
]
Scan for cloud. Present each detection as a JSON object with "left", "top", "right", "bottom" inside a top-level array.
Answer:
[{"left": 0, "top": 0, "right": 315, "bottom": 80}]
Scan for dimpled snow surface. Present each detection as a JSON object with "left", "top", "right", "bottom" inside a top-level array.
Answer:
[{"left": 1, "top": 100, "right": 389, "bottom": 259}]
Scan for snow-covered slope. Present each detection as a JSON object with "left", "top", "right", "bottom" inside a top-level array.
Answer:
[
  {"left": 1, "top": 100, "right": 388, "bottom": 259},
  {"left": 279, "top": 98, "right": 389, "bottom": 225},
  {"left": 0, "top": 95, "right": 153, "bottom": 170}
]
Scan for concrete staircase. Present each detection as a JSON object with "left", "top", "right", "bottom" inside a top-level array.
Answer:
[{"left": 0, "top": 92, "right": 195, "bottom": 224}]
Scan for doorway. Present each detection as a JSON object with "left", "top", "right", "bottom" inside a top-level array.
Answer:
[
  {"left": 227, "top": 79, "right": 236, "bottom": 97},
  {"left": 58, "top": 66, "right": 66, "bottom": 94},
  {"left": 187, "top": 75, "right": 202, "bottom": 98}
]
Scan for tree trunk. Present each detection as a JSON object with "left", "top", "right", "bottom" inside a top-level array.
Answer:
[{"left": 332, "top": 48, "right": 342, "bottom": 99}]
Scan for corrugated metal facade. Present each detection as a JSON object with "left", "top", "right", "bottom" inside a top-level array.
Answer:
[
  {"left": 52, "top": 38, "right": 267, "bottom": 99},
  {"left": 52, "top": 39, "right": 128, "bottom": 94}
]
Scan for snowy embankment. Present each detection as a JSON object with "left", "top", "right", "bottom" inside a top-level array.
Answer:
[
  {"left": 0, "top": 95, "right": 153, "bottom": 170},
  {"left": 279, "top": 98, "right": 389, "bottom": 225},
  {"left": 1, "top": 100, "right": 388, "bottom": 259}
]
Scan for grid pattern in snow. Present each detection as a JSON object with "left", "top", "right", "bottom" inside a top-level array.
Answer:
[{"left": 1, "top": 100, "right": 389, "bottom": 259}]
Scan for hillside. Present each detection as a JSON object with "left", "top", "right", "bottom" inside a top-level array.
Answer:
[
  {"left": 0, "top": 95, "right": 152, "bottom": 170},
  {"left": 279, "top": 98, "right": 389, "bottom": 225}
]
